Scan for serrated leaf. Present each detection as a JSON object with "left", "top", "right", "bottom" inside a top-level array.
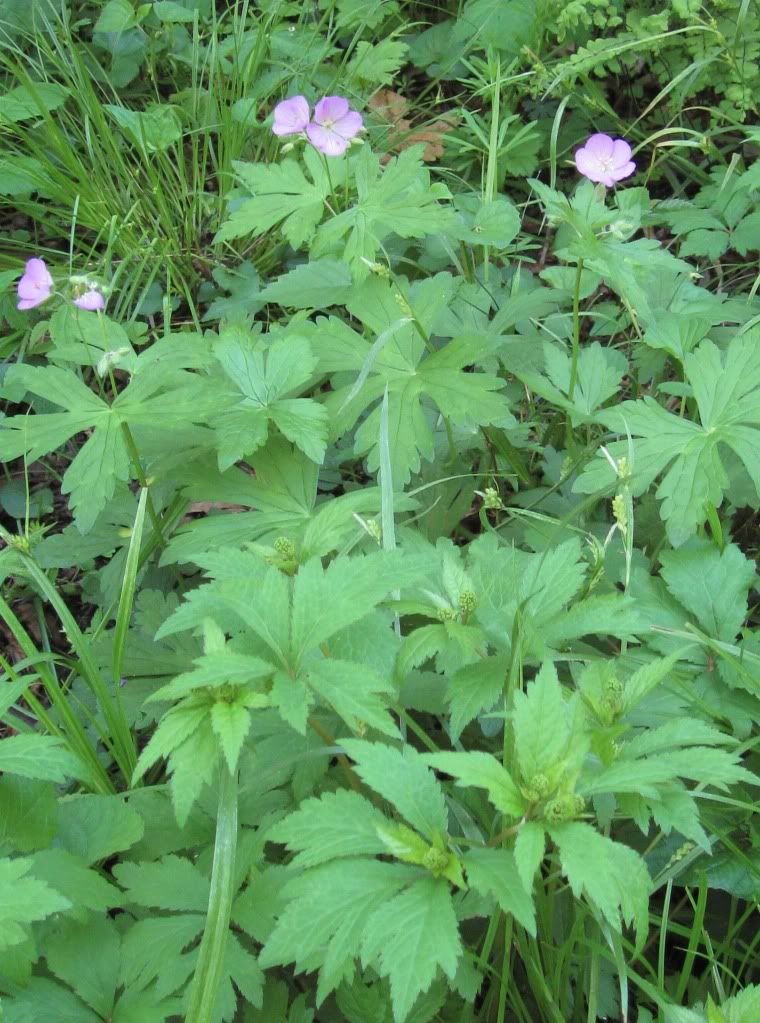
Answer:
[
  {"left": 31, "top": 848, "right": 122, "bottom": 914},
  {"left": 0, "top": 734, "right": 83, "bottom": 782},
  {"left": 56, "top": 794, "right": 144, "bottom": 864},
  {"left": 549, "top": 822, "right": 650, "bottom": 946},
  {"left": 269, "top": 789, "right": 387, "bottom": 867},
  {"left": 462, "top": 847, "right": 535, "bottom": 934},
  {"left": 46, "top": 916, "right": 120, "bottom": 1017},
  {"left": 260, "top": 859, "right": 414, "bottom": 1001},
  {"left": 361, "top": 876, "right": 461, "bottom": 1023},
  {"left": 513, "top": 662, "right": 570, "bottom": 784},
  {"left": 0, "top": 857, "right": 71, "bottom": 950},
  {"left": 422, "top": 751, "right": 523, "bottom": 817},
  {"left": 341, "top": 739, "right": 448, "bottom": 839},
  {"left": 446, "top": 655, "right": 507, "bottom": 739},
  {"left": 514, "top": 821, "right": 545, "bottom": 891},
  {"left": 210, "top": 700, "right": 251, "bottom": 773},
  {"left": 306, "top": 658, "right": 400, "bottom": 737},
  {"left": 120, "top": 913, "right": 205, "bottom": 991},
  {"left": 113, "top": 854, "right": 210, "bottom": 911}
]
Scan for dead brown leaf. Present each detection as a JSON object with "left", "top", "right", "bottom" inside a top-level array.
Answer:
[{"left": 368, "top": 89, "right": 460, "bottom": 163}]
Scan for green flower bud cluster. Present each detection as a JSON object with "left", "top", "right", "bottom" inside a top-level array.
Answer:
[
  {"left": 422, "top": 846, "right": 451, "bottom": 876},
  {"left": 482, "top": 486, "right": 503, "bottom": 510},
  {"left": 458, "top": 589, "right": 477, "bottom": 615},
  {"left": 600, "top": 676, "right": 624, "bottom": 721},
  {"left": 521, "top": 772, "right": 550, "bottom": 802},
  {"left": 437, "top": 605, "right": 457, "bottom": 622},
  {"left": 544, "top": 793, "right": 586, "bottom": 823}
]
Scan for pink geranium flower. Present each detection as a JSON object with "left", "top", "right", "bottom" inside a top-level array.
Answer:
[
  {"left": 73, "top": 289, "right": 105, "bottom": 311},
  {"left": 575, "top": 133, "right": 635, "bottom": 187},
  {"left": 272, "top": 95, "right": 310, "bottom": 136},
  {"left": 306, "top": 96, "right": 363, "bottom": 157},
  {"left": 17, "top": 257, "right": 53, "bottom": 310}
]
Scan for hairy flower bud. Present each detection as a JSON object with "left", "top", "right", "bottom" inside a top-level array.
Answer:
[
  {"left": 422, "top": 846, "right": 450, "bottom": 876},
  {"left": 458, "top": 589, "right": 477, "bottom": 614}
]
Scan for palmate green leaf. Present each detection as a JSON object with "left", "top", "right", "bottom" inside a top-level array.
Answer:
[
  {"left": 659, "top": 540, "right": 756, "bottom": 687},
  {"left": 549, "top": 822, "right": 650, "bottom": 947},
  {"left": 422, "top": 751, "right": 524, "bottom": 817},
  {"left": 269, "top": 789, "right": 388, "bottom": 868},
  {"left": 212, "top": 332, "right": 327, "bottom": 469},
  {"left": 258, "top": 259, "right": 353, "bottom": 310},
  {"left": 342, "top": 739, "right": 449, "bottom": 839},
  {"left": 215, "top": 147, "right": 335, "bottom": 249},
  {"left": 462, "top": 848, "right": 536, "bottom": 934},
  {"left": 120, "top": 914, "right": 206, "bottom": 992},
  {"left": 259, "top": 859, "right": 416, "bottom": 1002},
  {"left": 0, "top": 857, "right": 71, "bottom": 950},
  {"left": 0, "top": 777, "right": 57, "bottom": 854},
  {"left": 319, "top": 277, "right": 511, "bottom": 484},
  {"left": 311, "top": 146, "right": 454, "bottom": 276},
  {"left": 360, "top": 877, "right": 460, "bottom": 1023},
  {"left": 0, "top": 356, "right": 217, "bottom": 533},
  {"left": 576, "top": 333, "right": 760, "bottom": 545},
  {"left": 347, "top": 38, "right": 409, "bottom": 86}
]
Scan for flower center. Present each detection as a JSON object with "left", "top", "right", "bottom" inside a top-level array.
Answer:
[
  {"left": 597, "top": 156, "right": 614, "bottom": 171},
  {"left": 321, "top": 118, "right": 335, "bottom": 129}
]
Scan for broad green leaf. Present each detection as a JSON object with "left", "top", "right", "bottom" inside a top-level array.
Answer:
[
  {"left": 361, "top": 876, "right": 461, "bottom": 1023},
  {"left": 0, "top": 82, "right": 69, "bottom": 122},
  {"left": 0, "top": 777, "right": 57, "bottom": 853},
  {"left": 0, "top": 977, "right": 99, "bottom": 1022},
  {"left": 105, "top": 104, "right": 182, "bottom": 152},
  {"left": 269, "top": 789, "right": 388, "bottom": 867},
  {"left": 46, "top": 916, "right": 120, "bottom": 1018},
  {"left": 119, "top": 913, "right": 205, "bottom": 990},
  {"left": 341, "top": 739, "right": 449, "bottom": 839},
  {"left": 347, "top": 38, "right": 409, "bottom": 86},
  {"left": 422, "top": 751, "right": 524, "bottom": 817},
  {"left": 56, "top": 794, "right": 144, "bottom": 864},
  {"left": 0, "top": 734, "right": 83, "bottom": 782},
  {"left": 32, "top": 848, "right": 122, "bottom": 913},
  {"left": 462, "top": 847, "right": 536, "bottom": 934},
  {"left": 258, "top": 259, "right": 353, "bottom": 309}
]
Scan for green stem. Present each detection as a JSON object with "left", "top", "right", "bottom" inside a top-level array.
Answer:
[
  {"left": 119, "top": 422, "right": 167, "bottom": 546},
  {"left": 567, "top": 258, "right": 584, "bottom": 404},
  {"left": 186, "top": 765, "right": 239, "bottom": 1023}
]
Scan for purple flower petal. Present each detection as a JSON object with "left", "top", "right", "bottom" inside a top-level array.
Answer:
[
  {"left": 611, "top": 139, "right": 633, "bottom": 167},
  {"left": 574, "top": 147, "right": 603, "bottom": 181},
  {"left": 73, "top": 289, "right": 105, "bottom": 311},
  {"left": 314, "top": 96, "right": 350, "bottom": 125},
  {"left": 333, "top": 109, "right": 363, "bottom": 141},
  {"left": 306, "top": 121, "right": 349, "bottom": 156},
  {"left": 272, "top": 95, "right": 310, "bottom": 136},
  {"left": 16, "top": 257, "right": 53, "bottom": 310},
  {"left": 612, "top": 160, "right": 636, "bottom": 182},
  {"left": 584, "top": 133, "right": 615, "bottom": 160}
]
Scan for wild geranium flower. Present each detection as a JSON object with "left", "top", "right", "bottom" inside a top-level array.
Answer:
[
  {"left": 272, "top": 95, "right": 310, "bottom": 136},
  {"left": 17, "top": 257, "right": 53, "bottom": 310},
  {"left": 73, "top": 289, "right": 106, "bottom": 311},
  {"left": 306, "top": 96, "right": 363, "bottom": 157},
  {"left": 575, "top": 133, "right": 635, "bottom": 187}
]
